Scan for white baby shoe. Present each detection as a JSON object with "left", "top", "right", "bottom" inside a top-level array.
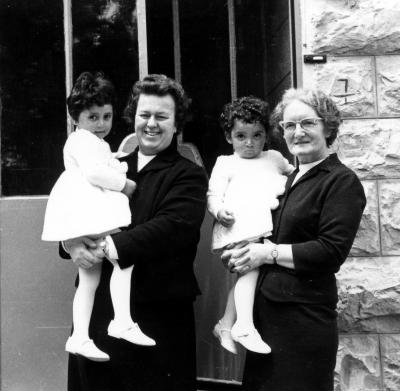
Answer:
[
  {"left": 108, "top": 320, "right": 156, "bottom": 346},
  {"left": 231, "top": 324, "right": 271, "bottom": 354},
  {"left": 213, "top": 320, "right": 237, "bottom": 354},
  {"left": 65, "top": 336, "right": 110, "bottom": 362}
]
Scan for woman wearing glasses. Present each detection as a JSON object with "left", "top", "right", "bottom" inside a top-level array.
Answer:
[{"left": 222, "top": 88, "right": 366, "bottom": 391}]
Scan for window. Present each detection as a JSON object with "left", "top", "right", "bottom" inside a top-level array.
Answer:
[
  {"left": 1, "top": 0, "right": 66, "bottom": 196},
  {"left": 179, "top": 0, "right": 232, "bottom": 174},
  {"left": 71, "top": 0, "right": 139, "bottom": 150},
  {"left": 0, "top": 0, "right": 140, "bottom": 196},
  {"left": 1, "top": 0, "right": 293, "bottom": 195}
]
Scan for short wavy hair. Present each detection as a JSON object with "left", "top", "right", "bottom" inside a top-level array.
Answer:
[
  {"left": 220, "top": 96, "right": 270, "bottom": 136},
  {"left": 124, "top": 74, "right": 190, "bottom": 133},
  {"left": 270, "top": 88, "right": 341, "bottom": 147},
  {"left": 67, "top": 71, "right": 116, "bottom": 122}
]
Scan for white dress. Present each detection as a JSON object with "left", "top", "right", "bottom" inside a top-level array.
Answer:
[
  {"left": 42, "top": 128, "right": 131, "bottom": 241},
  {"left": 207, "top": 150, "right": 294, "bottom": 252}
]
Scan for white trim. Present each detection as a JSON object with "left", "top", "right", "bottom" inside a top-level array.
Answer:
[
  {"left": 172, "top": 0, "right": 185, "bottom": 145},
  {"left": 227, "top": 0, "right": 237, "bottom": 100},
  {"left": 63, "top": 0, "right": 74, "bottom": 134},
  {"left": 137, "top": 0, "right": 148, "bottom": 79},
  {"left": 172, "top": 0, "right": 181, "bottom": 83},
  {"left": 289, "top": 0, "right": 303, "bottom": 88},
  {"left": 0, "top": 196, "right": 50, "bottom": 200}
]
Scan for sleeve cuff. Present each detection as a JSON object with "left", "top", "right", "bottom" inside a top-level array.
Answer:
[
  {"left": 61, "top": 241, "right": 70, "bottom": 254},
  {"left": 105, "top": 235, "right": 119, "bottom": 260}
]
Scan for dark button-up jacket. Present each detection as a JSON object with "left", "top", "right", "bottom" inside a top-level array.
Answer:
[
  {"left": 259, "top": 153, "right": 366, "bottom": 305},
  {"left": 112, "top": 140, "right": 208, "bottom": 302}
]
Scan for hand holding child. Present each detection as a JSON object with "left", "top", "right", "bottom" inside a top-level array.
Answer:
[
  {"left": 217, "top": 208, "right": 235, "bottom": 227},
  {"left": 65, "top": 235, "right": 105, "bottom": 269}
]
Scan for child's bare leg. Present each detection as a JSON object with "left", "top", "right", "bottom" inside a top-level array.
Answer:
[
  {"left": 71, "top": 264, "right": 102, "bottom": 340},
  {"left": 213, "top": 287, "right": 238, "bottom": 354},
  {"left": 231, "top": 268, "right": 271, "bottom": 354},
  {"left": 107, "top": 263, "right": 156, "bottom": 346},
  {"left": 219, "top": 287, "right": 236, "bottom": 328},
  {"left": 66, "top": 263, "right": 110, "bottom": 361},
  {"left": 109, "top": 263, "right": 134, "bottom": 325},
  {"left": 233, "top": 269, "right": 259, "bottom": 329}
]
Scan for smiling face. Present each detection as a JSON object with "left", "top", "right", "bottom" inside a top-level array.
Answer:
[
  {"left": 226, "top": 119, "right": 266, "bottom": 159},
  {"left": 282, "top": 100, "right": 330, "bottom": 164},
  {"left": 135, "top": 94, "right": 177, "bottom": 155},
  {"left": 76, "top": 104, "right": 113, "bottom": 139}
]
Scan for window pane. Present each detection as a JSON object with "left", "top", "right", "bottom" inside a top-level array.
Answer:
[
  {"left": 235, "top": 0, "right": 266, "bottom": 98},
  {"left": 180, "top": 0, "right": 231, "bottom": 174},
  {"left": 72, "top": 0, "right": 139, "bottom": 150},
  {"left": 235, "top": 0, "right": 292, "bottom": 160},
  {"left": 0, "top": 0, "right": 66, "bottom": 196},
  {"left": 146, "top": 0, "right": 175, "bottom": 77}
]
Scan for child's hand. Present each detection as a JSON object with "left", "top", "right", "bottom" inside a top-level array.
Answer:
[
  {"left": 121, "top": 179, "right": 137, "bottom": 198},
  {"left": 90, "top": 237, "right": 106, "bottom": 258},
  {"left": 217, "top": 209, "right": 235, "bottom": 227}
]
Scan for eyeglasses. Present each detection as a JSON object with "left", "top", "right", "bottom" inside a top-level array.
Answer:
[{"left": 279, "top": 117, "right": 324, "bottom": 132}]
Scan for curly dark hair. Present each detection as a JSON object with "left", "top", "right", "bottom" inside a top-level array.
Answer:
[
  {"left": 124, "top": 74, "right": 190, "bottom": 133},
  {"left": 67, "top": 72, "right": 116, "bottom": 122},
  {"left": 219, "top": 96, "right": 271, "bottom": 136},
  {"left": 270, "top": 88, "right": 341, "bottom": 147}
]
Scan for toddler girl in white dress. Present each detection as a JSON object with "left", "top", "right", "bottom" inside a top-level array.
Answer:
[
  {"left": 42, "top": 72, "right": 155, "bottom": 362},
  {"left": 208, "top": 96, "right": 293, "bottom": 354}
]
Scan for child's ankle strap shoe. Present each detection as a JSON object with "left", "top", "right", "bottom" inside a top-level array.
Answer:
[
  {"left": 65, "top": 337, "right": 110, "bottom": 362},
  {"left": 108, "top": 320, "right": 156, "bottom": 346},
  {"left": 213, "top": 320, "right": 237, "bottom": 354},
  {"left": 231, "top": 325, "right": 271, "bottom": 354}
]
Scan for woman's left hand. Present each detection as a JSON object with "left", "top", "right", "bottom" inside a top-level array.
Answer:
[{"left": 221, "top": 241, "right": 274, "bottom": 274}]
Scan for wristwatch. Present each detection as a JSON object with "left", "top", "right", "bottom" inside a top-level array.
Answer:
[
  {"left": 101, "top": 239, "right": 110, "bottom": 259},
  {"left": 271, "top": 246, "right": 278, "bottom": 265}
]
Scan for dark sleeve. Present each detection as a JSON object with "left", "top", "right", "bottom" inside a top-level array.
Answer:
[
  {"left": 112, "top": 164, "right": 208, "bottom": 269},
  {"left": 59, "top": 242, "right": 71, "bottom": 259},
  {"left": 292, "top": 170, "right": 366, "bottom": 274}
]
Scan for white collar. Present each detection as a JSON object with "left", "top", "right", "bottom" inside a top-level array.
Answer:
[
  {"left": 137, "top": 150, "right": 156, "bottom": 171},
  {"left": 292, "top": 156, "right": 327, "bottom": 186},
  {"left": 298, "top": 157, "right": 326, "bottom": 174}
]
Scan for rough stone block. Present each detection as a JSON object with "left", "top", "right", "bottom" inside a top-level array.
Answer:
[
  {"left": 350, "top": 181, "right": 380, "bottom": 256},
  {"left": 379, "top": 181, "right": 400, "bottom": 255},
  {"left": 303, "top": 0, "right": 400, "bottom": 55},
  {"left": 376, "top": 56, "right": 400, "bottom": 116},
  {"left": 303, "top": 57, "right": 375, "bottom": 117},
  {"left": 337, "top": 257, "right": 400, "bottom": 333},
  {"left": 334, "top": 334, "right": 381, "bottom": 391},
  {"left": 381, "top": 334, "right": 400, "bottom": 391},
  {"left": 335, "top": 118, "right": 400, "bottom": 179}
]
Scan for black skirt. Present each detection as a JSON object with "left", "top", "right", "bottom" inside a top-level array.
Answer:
[{"left": 242, "top": 293, "right": 338, "bottom": 391}]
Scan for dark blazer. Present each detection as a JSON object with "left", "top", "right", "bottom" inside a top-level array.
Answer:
[
  {"left": 259, "top": 153, "right": 366, "bottom": 305},
  {"left": 113, "top": 140, "right": 208, "bottom": 303}
]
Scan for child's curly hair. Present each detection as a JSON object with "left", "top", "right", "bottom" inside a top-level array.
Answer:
[
  {"left": 219, "top": 96, "right": 271, "bottom": 136},
  {"left": 67, "top": 72, "right": 116, "bottom": 122}
]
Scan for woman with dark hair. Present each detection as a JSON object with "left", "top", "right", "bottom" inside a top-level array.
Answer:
[
  {"left": 222, "top": 88, "right": 366, "bottom": 391},
  {"left": 63, "top": 74, "right": 208, "bottom": 391}
]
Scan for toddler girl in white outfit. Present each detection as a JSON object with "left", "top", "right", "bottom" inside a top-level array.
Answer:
[
  {"left": 208, "top": 96, "right": 293, "bottom": 354},
  {"left": 42, "top": 72, "right": 155, "bottom": 362}
]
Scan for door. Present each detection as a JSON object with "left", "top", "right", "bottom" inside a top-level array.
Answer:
[{"left": 144, "top": 0, "right": 296, "bottom": 383}]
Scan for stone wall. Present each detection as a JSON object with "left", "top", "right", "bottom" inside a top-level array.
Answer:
[{"left": 301, "top": 1, "right": 400, "bottom": 390}]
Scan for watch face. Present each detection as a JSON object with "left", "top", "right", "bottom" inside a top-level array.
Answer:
[{"left": 271, "top": 249, "right": 278, "bottom": 258}]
